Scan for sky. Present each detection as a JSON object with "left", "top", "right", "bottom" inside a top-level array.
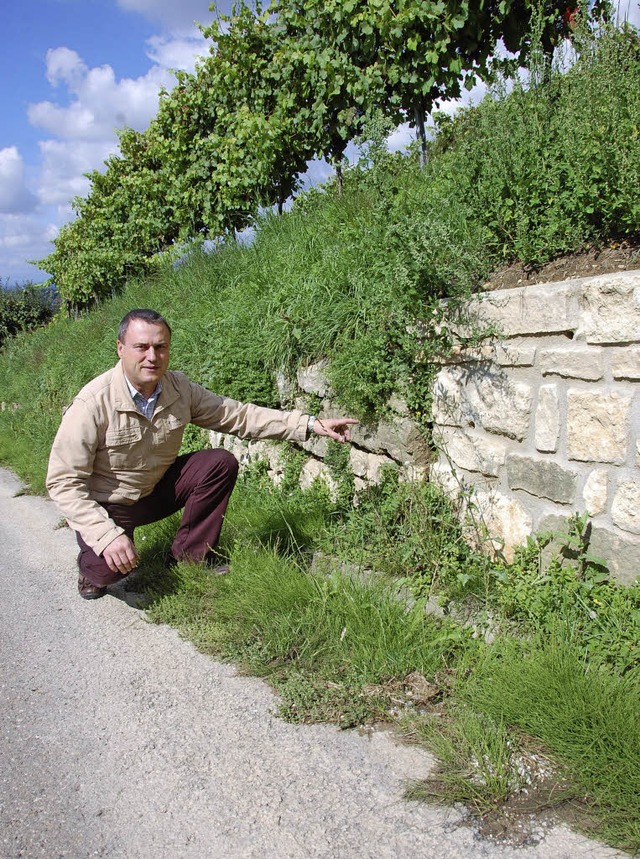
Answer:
[
  {"left": 0, "top": 0, "right": 232, "bottom": 285},
  {"left": 1, "top": 1, "right": 638, "bottom": 287}
]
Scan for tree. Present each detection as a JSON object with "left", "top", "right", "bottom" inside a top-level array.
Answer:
[
  {"left": 267, "top": 0, "right": 609, "bottom": 166},
  {"left": 39, "top": 127, "right": 179, "bottom": 310},
  {"left": 155, "top": 3, "right": 310, "bottom": 235}
]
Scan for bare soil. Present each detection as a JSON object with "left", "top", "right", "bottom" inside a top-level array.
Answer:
[{"left": 482, "top": 240, "right": 640, "bottom": 291}]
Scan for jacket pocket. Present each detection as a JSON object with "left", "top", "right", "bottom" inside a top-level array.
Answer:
[{"left": 104, "top": 425, "right": 144, "bottom": 468}]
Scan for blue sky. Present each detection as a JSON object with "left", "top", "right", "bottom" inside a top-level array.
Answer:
[
  {"left": 0, "top": 0, "right": 229, "bottom": 285},
  {"left": 1, "top": 1, "right": 638, "bottom": 287}
]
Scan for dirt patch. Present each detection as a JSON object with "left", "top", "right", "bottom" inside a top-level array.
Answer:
[
  {"left": 482, "top": 240, "right": 640, "bottom": 291},
  {"left": 474, "top": 777, "right": 601, "bottom": 849}
]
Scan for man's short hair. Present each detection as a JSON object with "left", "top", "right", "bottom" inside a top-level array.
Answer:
[{"left": 118, "top": 309, "right": 172, "bottom": 343}]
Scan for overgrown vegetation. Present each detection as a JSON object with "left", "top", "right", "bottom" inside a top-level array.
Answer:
[
  {"left": 0, "top": 281, "right": 58, "bottom": 348},
  {"left": 0, "top": 18, "right": 639, "bottom": 855}
]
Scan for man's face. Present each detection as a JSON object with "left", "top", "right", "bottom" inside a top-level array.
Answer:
[{"left": 117, "top": 319, "right": 171, "bottom": 396}]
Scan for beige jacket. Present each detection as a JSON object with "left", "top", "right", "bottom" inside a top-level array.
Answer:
[{"left": 46, "top": 361, "right": 308, "bottom": 555}]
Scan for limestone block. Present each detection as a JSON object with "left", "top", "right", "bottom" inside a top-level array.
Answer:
[
  {"left": 244, "top": 439, "right": 286, "bottom": 473},
  {"left": 429, "top": 460, "right": 461, "bottom": 499},
  {"left": 495, "top": 342, "right": 537, "bottom": 367},
  {"left": 435, "top": 427, "right": 507, "bottom": 477},
  {"left": 299, "top": 458, "right": 337, "bottom": 497},
  {"left": 471, "top": 282, "right": 578, "bottom": 337},
  {"left": 637, "top": 438, "right": 640, "bottom": 467},
  {"left": 567, "top": 390, "right": 631, "bottom": 463},
  {"left": 387, "top": 394, "right": 410, "bottom": 416},
  {"left": 401, "top": 463, "right": 430, "bottom": 483},
  {"left": 431, "top": 367, "right": 472, "bottom": 427},
  {"left": 535, "top": 385, "right": 560, "bottom": 453},
  {"left": 507, "top": 454, "right": 577, "bottom": 504},
  {"left": 588, "top": 527, "right": 640, "bottom": 585},
  {"left": 209, "top": 431, "right": 246, "bottom": 457},
  {"left": 465, "top": 373, "right": 533, "bottom": 440},
  {"left": 349, "top": 448, "right": 390, "bottom": 483},
  {"left": 539, "top": 347, "right": 604, "bottom": 380},
  {"left": 583, "top": 469, "right": 608, "bottom": 516},
  {"left": 296, "top": 360, "right": 330, "bottom": 396},
  {"left": 580, "top": 273, "right": 640, "bottom": 344},
  {"left": 353, "top": 416, "right": 430, "bottom": 465},
  {"left": 537, "top": 514, "right": 640, "bottom": 584},
  {"left": 611, "top": 347, "right": 640, "bottom": 380},
  {"left": 349, "top": 447, "right": 369, "bottom": 478},
  {"left": 474, "top": 489, "right": 533, "bottom": 563},
  {"left": 208, "top": 434, "right": 286, "bottom": 474},
  {"left": 354, "top": 476, "right": 367, "bottom": 493},
  {"left": 275, "top": 369, "right": 295, "bottom": 406},
  {"left": 611, "top": 478, "right": 640, "bottom": 535},
  {"left": 438, "top": 344, "right": 495, "bottom": 364},
  {"left": 300, "top": 435, "right": 329, "bottom": 459}
]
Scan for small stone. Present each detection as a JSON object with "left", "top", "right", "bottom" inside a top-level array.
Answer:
[
  {"left": 611, "top": 478, "right": 640, "bottom": 535},
  {"left": 507, "top": 454, "right": 577, "bottom": 504},
  {"left": 465, "top": 374, "right": 533, "bottom": 441},
  {"left": 296, "top": 360, "right": 330, "bottom": 396},
  {"left": 611, "top": 347, "right": 640, "bottom": 381},
  {"left": 583, "top": 469, "right": 608, "bottom": 516},
  {"left": 535, "top": 385, "right": 560, "bottom": 453},
  {"left": 435, "top": 427, "right": 507, "bottom": 477},
  {"left": 474, "top": 489, "right": 533, "bottom": 562},
  {"left": 580, "top": 274, "right": 640, "bottom": 344},
  {"left": 538, "top": 347, "right": 604, "bottom": 381}
]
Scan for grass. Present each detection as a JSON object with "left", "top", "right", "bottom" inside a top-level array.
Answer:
[{"left": 451, "top": 637, "right": 640, "bottom": 851}]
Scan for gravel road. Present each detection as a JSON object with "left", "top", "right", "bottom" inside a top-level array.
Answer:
[{"left": 0, "top": 467, "right": 624, "bottom": 859}]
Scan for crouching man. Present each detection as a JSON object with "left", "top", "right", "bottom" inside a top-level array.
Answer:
[{"left": 47, "top": 308, "right": 357, "bottom": 599}]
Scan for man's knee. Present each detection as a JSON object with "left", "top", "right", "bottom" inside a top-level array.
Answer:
[
  {"left": 209, "top": 447, "right": 238, "bottom": 477},
  {"left": 77, "top": 545, "right": 125, "bottom": 587},
  {"left": 195, "top": 448, "right": 239, "bottom": 486}
]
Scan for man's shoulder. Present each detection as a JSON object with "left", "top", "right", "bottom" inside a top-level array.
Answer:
[
  {"left": 74, "top": 366, "right": 118, "bottom": 404},
  {"left": 164, "top": 369, "right": 204, "bottom": 395}
]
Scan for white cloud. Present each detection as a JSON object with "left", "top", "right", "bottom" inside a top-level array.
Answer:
[
  {"left": 37, "top": 139, "right": 116, "bottom": 206},
  {"left": 145, "top": 33, "right": 209, "bottom": 70},
  {"left": 0, "top": 213, "right": 57, "bottom": 282},
  {"left": 28, "top": 48, "right": 176, "bottom": 140},
  {"left": 0, "top": 27, "right": 213, "bottom": 281},
  {"left": 115, "top": 0, "right": 221, "bottom": 34},
  {"left": 0, "top": 148, "right": 37, "bottom": 214},
  {"left": 45, "top": 45, "right": 87, "bottom": 89},
  {"left": 387, "top": 123, "right": 413, "bottom": 152}
]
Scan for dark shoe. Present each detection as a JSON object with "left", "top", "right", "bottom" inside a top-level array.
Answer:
[{"left": 78, "top": 575, "right": 107, "bottom": 600}]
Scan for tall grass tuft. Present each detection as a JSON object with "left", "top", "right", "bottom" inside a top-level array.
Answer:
[{"left": 457, "top": 636, "right": 640, "bottom": 850}]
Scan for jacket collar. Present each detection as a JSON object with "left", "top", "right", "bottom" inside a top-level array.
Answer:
[{"left": 113, "top": 360, "right": 181, "bottom": 414}]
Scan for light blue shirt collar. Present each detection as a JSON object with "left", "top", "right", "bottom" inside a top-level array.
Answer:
[{"left": 124, "top": 375, "right": 162, "bottom": 418}]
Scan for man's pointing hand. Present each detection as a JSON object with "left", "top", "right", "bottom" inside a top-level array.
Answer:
[{"left": 312, "top": 417, "right": 359, "bottom": 444}]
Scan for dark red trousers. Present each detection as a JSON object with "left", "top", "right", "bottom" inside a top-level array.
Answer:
[{"left": 77, "top": 448, "right": 239, "bottom": 587}]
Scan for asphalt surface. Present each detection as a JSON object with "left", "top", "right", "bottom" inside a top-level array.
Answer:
[{"left": 0, "top": 467, "right": 624, "bottom": 859}]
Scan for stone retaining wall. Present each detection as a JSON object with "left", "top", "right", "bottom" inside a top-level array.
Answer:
[
  {"left": 431, "top": 270, "right": 640, "bottom": 582},
  {"left": 210, "top": 269, "right": 640, "bottom": 584}
]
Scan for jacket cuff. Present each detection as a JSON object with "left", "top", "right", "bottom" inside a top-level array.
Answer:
[{"left": 92, "top": 524, "right": 126, "bottom": 557}]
